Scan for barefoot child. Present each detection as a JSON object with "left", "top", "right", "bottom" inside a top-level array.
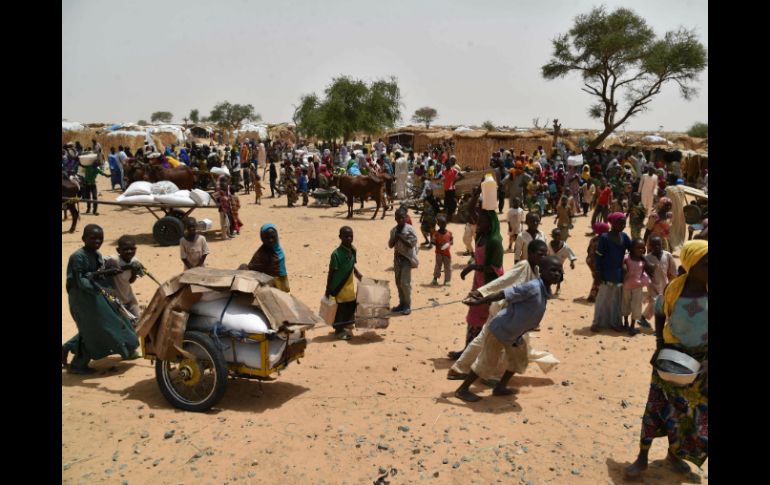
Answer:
[
  {"left": 180, "top": 217, "right": 210, "bottom": 270},
  {"left": 431, "top": 215, "right": 453, "bottom": 286},
  {"left": 554, "top": 195, "right": 573, "bottom": 241},
  {"left": 547, "top": 228, "right": 576, "bottom": 295},
  {"left": 622, "top": 239, "right": 653, "bottom": 336},
  {"left": 507, "top": 197, "right": 524, "bottom": 251},
  {"left": 420, "top": 190, "right": 439, "bottom": 247},
  {"left": 640, "top": 235, "right": 677, "bottom": 327},
  {"left": 626, "top": 192, "right": 647, "bottom": 240},
  {"left": 252, "top": 172, "right": 264, "bottom": 204},
  {"left": 230, "top": 185, "right": 243, "bottom": 235},
  {"left": 105, "top": 235, "right": 142, "bottom": 320},
  {"left": 454, "top": 255, "right": 563, "bottom": 402}
]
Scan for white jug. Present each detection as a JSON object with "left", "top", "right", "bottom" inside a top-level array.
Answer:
[{"left": 480, "top": 174, "right": 497, "bottom": 210}]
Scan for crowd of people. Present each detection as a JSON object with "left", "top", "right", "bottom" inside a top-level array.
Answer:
[{"left": 62, "top": 137, "right": 708, "bottom": 479}]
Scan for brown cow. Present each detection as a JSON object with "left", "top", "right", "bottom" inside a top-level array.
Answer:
[
  {"left": 332, "top": 175, "right": 389, "bottom": 219},
  {"left": 62, "top": 175, "right": 80, "bottom": 233},
  {"left": 146, "top": 165, "right": 195, "bottom": 190}
]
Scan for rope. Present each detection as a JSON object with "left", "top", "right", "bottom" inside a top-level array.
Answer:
[{"left": 331, "top": 298, "right": 466, "bottom": 327}]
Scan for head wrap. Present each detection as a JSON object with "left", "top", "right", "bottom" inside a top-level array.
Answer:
[
  {"left": 662, "top": 240, "right": 708, "bottom": 318},
  {"left": 607, "top": 212, "right": 626, "bottom": 225},
  {"left": 260, "top": 223, "right": 287, "bottom": 276},
  {"left": 592, "top": 222, "right": 610, "bottom": 235}
]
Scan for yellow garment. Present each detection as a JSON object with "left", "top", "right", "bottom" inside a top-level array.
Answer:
[
  {"left": 662, "top": 240, "right": 707, "bottom": 343},
  {"left": 167, "top": 156, "right": 180, "bottom": 168},
  {"left": 334, "top": 272, "right": 356, "bottom": 303},
  {"left": 273, "top": 275, "right": 291, "bottom": 293}
]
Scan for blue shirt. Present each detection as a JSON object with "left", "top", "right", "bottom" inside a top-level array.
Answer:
[
  {"left": 299, "top": 175, "right": 308, "bottom": 192},
  {"left": 488, "top": 278, "right": 551, "bottom": 346},
  {"left": 595, "top": 232, "right": 631, "bottom": 283}
]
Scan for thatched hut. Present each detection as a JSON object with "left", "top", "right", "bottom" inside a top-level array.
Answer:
[
  {"left": 453, "top": 130, "right": 552, "bottom": 170},
  {"left": 268, "top": 123, "right": 297, "bottom": 144}
]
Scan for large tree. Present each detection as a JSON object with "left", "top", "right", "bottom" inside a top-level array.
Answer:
[
  {"left": 150, "top": 111, "right": 173, "bottom": 123},
  {"left": 189, "top": 109, "right": 200, "bottom": 124},
  {"left": 208, "top": 102, "right": 260, "bottom": 142},
  {"left": 412, "top": 107, "right": 438, "bottom": 128},
  {"left": 541, "top": 6, "right": 707, "bottom": 151},
  {"left": 293, "top": 76, "right": 402, "bottom": 142}
]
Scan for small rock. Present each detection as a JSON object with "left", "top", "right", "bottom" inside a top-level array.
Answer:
[
  {"left": 452, "top": 462, "right": 461, "bottom": 469},
  {"left": 152, "top": 460, "right": 161, "bottom": 467},
  {"left": 406, "top": 346, "right": 414, "bottom": 351},
  {"left": 377, "top": 443, "right": 389, "bottom": 450},
  {"left": 164, "top": 430, "right": 175, "bottom": 440},
  {"left": 572, "top": 469, "right": 581, "bottom": 475},
  {"left": 598, "top": 396, "right": 606, "bottom": 401},
  {"left": 140, "top": 431, "right": 149, "bottom": 439},
  {"left": 621, "top": 399, "right": 630, "bottom": 408},
  {"left": 442, "top": 458, "right": 448, "bottom": 464},
  {"left": 398, "top": 425, "right": 410, "bottom": 432},
  {"left": 433, "top": 471, "right": 440, "bottom": 478},
  {"left": 392, "top": 367, "right": 398, "bottom": 372},
  {"left": 248, "top": 472, "right": 256, "bottom": 478},
  {"left": 251, "top": 461, "right": 258, "bottom": 466},
  {"left": 112, "top": 451, "right": 119, "bottom": 461},
  {"left": 149, "top": 413, "right": 155, "bottom": 418},
  {"left": 561, "top": 380, "right": 571, "bottom": 387},
  {"left": 522, "top": 418, "right": 529, "bottom": 424},
  {"left": 137, "top": 405, "right": 144, "bottom": 410},
  {"left": 623, "top": 423, "right": 633, "bottom": 429},
  {"left": 379, "top": 467, "right": 387, "bottom": 474}
]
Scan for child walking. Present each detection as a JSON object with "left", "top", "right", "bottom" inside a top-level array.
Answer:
[
  {"left": 431, "top": 215, "right": 453, "bottom": 286},
  {"left": 622, "top": 239, "right": 653, "bottom": 336},
  {"left": 229, "top": 185, "right": 243, "bottom": 235},
  {"left": 547, "top": 227, "right": 576, "bottom": 295},
  {"left": 506, "top": 197, "right": 524, "bottom": 252},
  {"left": 252, "top": 173, "right": 264, "bottom": 205},
  {"left": 626, "top": 192, "right": 647, "bottom": 240},
  {"left": 420, "top": 190, "right": 439, "bottom": 247},
  {"left": 299, "top": 168, "right": 309, "bottom": 206},
  {"left": 105, "top": 235, "right": 143, "bottom": 321},
  {"left": 554, "top": 195, "right": 573, "bottom": 241},
  {"left": 513, "top": 212, "right": 547, "bottom": 264},
  {"left": 215, "top": 177, "right": 233, "bottom": 239}
]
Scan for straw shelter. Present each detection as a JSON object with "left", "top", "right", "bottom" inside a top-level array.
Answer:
[
  {"left": 453, "top": 130, "right": 552, "bottom": 170},
  {"left": 268, "top": 123, "right": 297, "bottom": 144}
]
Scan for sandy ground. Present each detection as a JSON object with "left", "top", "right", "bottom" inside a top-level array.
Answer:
[{"left": 62, "top": 176, "right": 708, "bottom": 484}]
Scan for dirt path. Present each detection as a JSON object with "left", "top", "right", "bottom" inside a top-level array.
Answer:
[{"left": 61, "top": 176, "right": 708, "bottom": 484}]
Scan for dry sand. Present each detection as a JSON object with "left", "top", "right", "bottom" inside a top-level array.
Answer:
[{"left": 62, "top": 176, "right": 708, "bottom": 484}]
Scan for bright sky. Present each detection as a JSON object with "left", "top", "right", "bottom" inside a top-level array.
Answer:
[{"left": 62, "top": 0, "right": 707, "bottom": 132}]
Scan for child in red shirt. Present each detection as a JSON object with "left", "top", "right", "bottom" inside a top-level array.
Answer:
[
  {"left": 431, "top": 215, "right": 453, "bottom": 286},
  {"left": 591, "top": 178, "right": 612, "bottom": 226}
]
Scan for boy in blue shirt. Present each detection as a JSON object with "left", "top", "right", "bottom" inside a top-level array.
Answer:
[
  {"left": 455, "top": 256, "right": 563, "bottom": 402},
  {"left": 299, "top": 168, "right": 309, "bottom": 206}
]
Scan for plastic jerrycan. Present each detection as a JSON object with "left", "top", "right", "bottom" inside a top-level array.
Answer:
[{"left": 480, "top": 173, "right": 497, "bottom": 210}]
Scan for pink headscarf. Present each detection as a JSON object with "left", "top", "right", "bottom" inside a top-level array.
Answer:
[
  {"left": 592, "top": 222, "right": 610, "bottom": 235},
  {"left": 607, "top": 212, "right": 626, "bottom": 224}
]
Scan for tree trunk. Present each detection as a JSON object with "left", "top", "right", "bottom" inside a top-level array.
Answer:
[{"left": 586, "top": 127, "right": 616, "bottom": 152}]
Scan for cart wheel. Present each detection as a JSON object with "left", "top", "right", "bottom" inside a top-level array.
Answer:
[
  {"left": 155, "top": 331, "right": 228, "bottom": 412},
  {"left": 329, "top": 196, "right": 341, "bottom": 207},
  {"left": 153, "top": 216, "right": 185, "bottom": 246}
]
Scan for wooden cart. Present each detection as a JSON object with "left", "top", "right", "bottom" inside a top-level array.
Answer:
[{"left": 67, "top": 198, "right": 221, "bottom": 246}]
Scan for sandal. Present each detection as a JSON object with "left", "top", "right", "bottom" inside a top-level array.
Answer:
[
  {"left": 335, "top": 331, "right": 351, "bottom": 341},
  {"left": 446, "top": 369, "right": 468, "bottom": 380}
]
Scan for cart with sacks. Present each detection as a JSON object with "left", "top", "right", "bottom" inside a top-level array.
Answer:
[
  {"left": 136, "top": 268, "right": 320, "bottom": 412},
  {"left": 67, "top": 180, "right": 221, "bottom": 246}
]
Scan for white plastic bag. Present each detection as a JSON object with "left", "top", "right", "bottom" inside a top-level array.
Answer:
[
  {"left": 355, "top": 278, "right": 391, "bottom": 329},
  {"left": 190, "top": 189, "right": 212, "bottom": 206},
  {"left": 189, "top": 295, "right": 272, "bottom": 334},
  {"left": 150, "top": 180, "right": 180, "bottom": 195},
  {"left": 115, "top": 194, "right": 155, "bottom": 204},
  {"left": 78, "top": 153, "right": 98, "bottom": 166},
  {"left": 123, "top": 181, "right": 153, "bottom": 196},
  {"left": 210, "top": 166, "right": 230, "bottom": 177}
]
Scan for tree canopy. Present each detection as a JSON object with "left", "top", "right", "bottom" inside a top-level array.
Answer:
[
  {"left": 687, "top": 122, "right": 708, "bottom": 138},
  {"left": 189, "top": 109, "right": 200, "bottom": 124},
  {"left": 150, "top": 111, "right": 173, "bottom": 123},
  {"left": 207, "top": 102, "right": 260, "bottom": 140},
  {"left": 412, "top": 107, "right": 438, "bottom": 128},
  {"left": 293, "top": 76, "right": 402, "bottom": 141},
  {"left": 541, "top": 6, "right": 707, "bottom": 151},
  {"left": 481, "top": 121, "right": 496, "bottom": 131}
]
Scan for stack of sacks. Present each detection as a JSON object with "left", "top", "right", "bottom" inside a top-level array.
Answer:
[
  {"left": 155, "top": 189, "right": 195, "bottom": 206},
  {"left": 188, "top": 294, "right": 272, "bottom": 334},
  {"left": 117, "top": 181, "right": 155, "bottom": 204},
  {"left": 116, "top": 181, "right": 212, "bottom": 206}
]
